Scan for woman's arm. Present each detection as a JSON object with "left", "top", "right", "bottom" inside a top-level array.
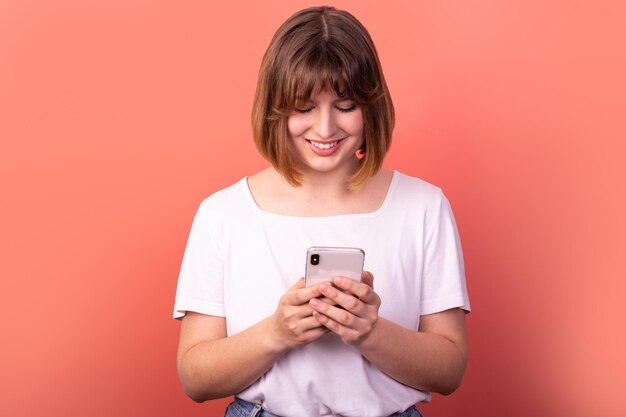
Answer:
[
  {"left": 177, "top": 279, "right": 328, "bottom": 402},
  {"left": 309, "top": 273, "right": 468, "bottom": 395},
  {"left": 358, "top": 309, "right": 467, "bottom": 395}
]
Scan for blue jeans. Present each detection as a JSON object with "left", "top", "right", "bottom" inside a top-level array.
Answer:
[{"left": 224, "top": 397, "right": 424, "bottom": 417}]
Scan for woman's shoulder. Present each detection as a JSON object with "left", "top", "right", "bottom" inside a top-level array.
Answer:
[
  {"left": 387, "top": 172, "right": 455, "bottom": 223},
  {"left": 391, "top": 170, "right": 445, "bottom": 202},
  {"left": 196, "top": 177, "right": 251, "bottom": 216}
]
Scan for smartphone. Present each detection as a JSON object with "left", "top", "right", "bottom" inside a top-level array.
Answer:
[{"left": 305, "top": 246, "right": 365, "bottom": 287}]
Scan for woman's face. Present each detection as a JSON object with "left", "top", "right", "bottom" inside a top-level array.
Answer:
[{"left": 287, "top": 89, "right": 364, "bottom": 178}]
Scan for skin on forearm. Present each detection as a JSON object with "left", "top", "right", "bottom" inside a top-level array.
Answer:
[
  {"left": 177, "top": 279, "right": 328, "bottom": 402},
  {"left": 177, "top": 315, "right": 286, "bottom": 402},
  {"left": 309, "top": 275, "right": 468, "bottom": 395},
  {"left": 355, "top": 311, "right": 468, "bottom": 395}
]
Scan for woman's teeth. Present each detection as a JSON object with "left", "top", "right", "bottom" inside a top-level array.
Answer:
[{"left": 309, "top": 140, "right": 339, "bottom": 149}]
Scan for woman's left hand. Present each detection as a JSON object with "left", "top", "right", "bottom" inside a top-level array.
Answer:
[{"left": 309, "top": 271, "right": 381, "bottom": 346}]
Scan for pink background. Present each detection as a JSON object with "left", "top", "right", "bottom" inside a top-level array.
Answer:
[{"left": 1, "top": 1, "right": 625, "bottom": 415}]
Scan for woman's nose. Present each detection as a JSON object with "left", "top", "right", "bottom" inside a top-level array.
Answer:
[{"left": 313, "top": 107, "right": 337, "bottom": 139}]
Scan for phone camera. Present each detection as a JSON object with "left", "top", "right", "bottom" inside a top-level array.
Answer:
[{"left": 311, "top": 254, "right": 320, "bottom": 265}]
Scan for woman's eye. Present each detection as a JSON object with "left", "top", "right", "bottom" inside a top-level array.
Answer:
[
  {"left": 293, "top": 107, "right": 313, "bottom": 114},
  {"left": 336, "top": 104, "right": 357, "bottom": 113}
]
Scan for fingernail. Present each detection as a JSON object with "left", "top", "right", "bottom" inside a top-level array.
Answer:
[
  {"left": 310, "top": 298, "right": 320, "bottom": 307},
  {"left": 333, "top": 277, "right": 344, "bottom": 286},
  {"left": 320, "top": 284, "right": 330, "bottom": 294}
]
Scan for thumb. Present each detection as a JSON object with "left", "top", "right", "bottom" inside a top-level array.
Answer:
[{"left": 361, "top": 271, "right": 374, "bottom": 288}]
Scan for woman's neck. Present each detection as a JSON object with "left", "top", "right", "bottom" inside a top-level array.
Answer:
[
  {"left": 290, "top": 168, "right": 355, "bottom": 201},
  {"left": 290, "top": 156, "right": 360, "bottom": 193},
  {"left": 247, "top": 167, "right": 393, "bottom": 217}
]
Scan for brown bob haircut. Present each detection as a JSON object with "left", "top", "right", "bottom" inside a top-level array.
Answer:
[{"left": 252, "top": 6, "right": 394, "bottom": 190}]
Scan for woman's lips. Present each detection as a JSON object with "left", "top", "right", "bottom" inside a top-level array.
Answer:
[{"left": 306, "top": 138, "right": 345, "bottom": 156}]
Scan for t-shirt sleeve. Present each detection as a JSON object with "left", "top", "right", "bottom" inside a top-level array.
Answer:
[
  {"left": 420, "top": 191, "right": 471, "bottom": 315},
  {"left": 173, "top": 200, "right": 225, "bottom": 319}
]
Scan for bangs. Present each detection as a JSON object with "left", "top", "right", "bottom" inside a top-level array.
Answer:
[{"left": 278, "top": 44, "right": 380, "bottom": 112}]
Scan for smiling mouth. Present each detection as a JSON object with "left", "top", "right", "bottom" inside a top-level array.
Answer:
[{"left": 306, "top": 139, "right": 344, "bottom": 149}]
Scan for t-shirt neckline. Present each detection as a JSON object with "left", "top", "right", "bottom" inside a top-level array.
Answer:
[{"left": 241, "top": 170, "right": 398, "bottom": 221}]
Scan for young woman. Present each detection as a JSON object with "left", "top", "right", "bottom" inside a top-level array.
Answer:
[{"left": 174, "top": 6, "right": 470, "bottom": 417}]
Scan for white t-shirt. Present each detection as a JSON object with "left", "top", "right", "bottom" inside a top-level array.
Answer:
[{"left": 174, "top": 171, "right": 470, "bottom": 417}]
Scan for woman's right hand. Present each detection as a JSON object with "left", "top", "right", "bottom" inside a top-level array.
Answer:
[{"left": 268, "top": 278, "right": 330, "bottom": 351}]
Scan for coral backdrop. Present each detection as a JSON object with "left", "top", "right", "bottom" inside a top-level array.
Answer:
[{"left": 1, "top": 1, "right": 624, "bottom": 416}]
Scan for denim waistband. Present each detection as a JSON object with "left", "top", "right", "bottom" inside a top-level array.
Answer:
[
  {"left": 224, "top": 398, "right": 280, "bottom": 417},
  {"left": 224, "top": 397, "right": 424, "bottom": 417}
]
